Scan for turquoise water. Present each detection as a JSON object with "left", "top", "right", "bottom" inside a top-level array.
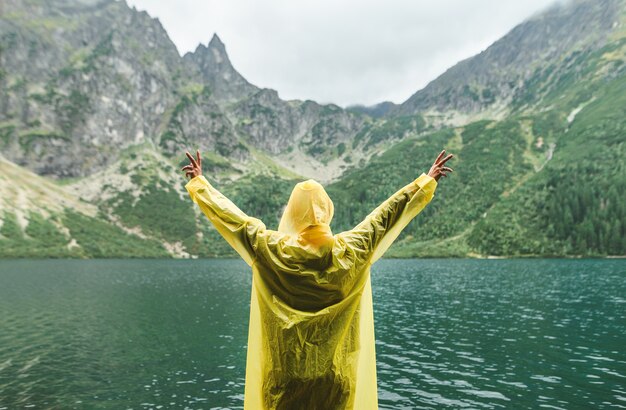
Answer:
[{"left": 0, "top": 259, "right": 624, "bottom": 409}]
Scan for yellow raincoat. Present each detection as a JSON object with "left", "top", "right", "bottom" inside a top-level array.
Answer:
[{"left": 186, "top": 174, "right": 437, "bottom": 409}]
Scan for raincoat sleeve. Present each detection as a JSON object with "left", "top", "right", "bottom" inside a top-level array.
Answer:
[
  {"left": 344, "top": 173, "right": 437, "bottom": 264},
  {"left": 185, "top": 175, "right": 266, "bottom": 266}
]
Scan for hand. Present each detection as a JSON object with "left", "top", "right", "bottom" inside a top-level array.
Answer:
[
  {"left": 182, "top": 150, "right": 202, "bottom": 179},
  {"left": 428, "top": 149, "right": 454, "bottom": 182}
]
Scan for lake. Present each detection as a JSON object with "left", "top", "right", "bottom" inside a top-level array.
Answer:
[{"left": 0, "top": 259, "right": 624, "bottom": 409}]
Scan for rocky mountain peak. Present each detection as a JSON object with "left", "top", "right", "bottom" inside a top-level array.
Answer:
[
  {"left": 184, "top": 33, "right": 259, "bottom": 104},
  {"left": 208, "top": 33, "right": 226, "bottom": 55}
]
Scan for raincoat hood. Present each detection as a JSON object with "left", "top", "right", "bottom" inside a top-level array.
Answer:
[{"left": 278, "top": 179, "right": 334, "bottom": 243}]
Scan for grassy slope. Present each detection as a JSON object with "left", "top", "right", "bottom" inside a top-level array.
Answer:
[
  {"left": 326, "top": 119, "right": 534, "bottom": 257},
  {"left": 341, "top": 40, "right": 626, "bottom": 257},
  {"left": 0, "top": 208, "right": 170, "bottom": 259},
  {"left": 469, "top": 74, "right": 626, "bottom": 256},
  {"left": 0, "top": 157, "right": 170, "bottom": 258}
]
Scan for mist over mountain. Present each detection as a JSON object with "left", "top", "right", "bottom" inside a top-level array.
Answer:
[
  {"left": 1, "top": 0, "right": 624, "bottom": 258},
  {"left": 347, "top": 102, "right": 397, "bottom": 118}
]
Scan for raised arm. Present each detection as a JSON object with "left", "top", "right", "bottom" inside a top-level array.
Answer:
[
  {"left": 340, "top": 150, "right": 453, "bottom": 264},
  {"left": 183, "top": 150, "right": 266, "bottom": 265}
]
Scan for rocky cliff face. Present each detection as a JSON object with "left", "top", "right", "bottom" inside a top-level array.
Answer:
[
  {"left": 0, "top": 0, "right": 381, "bottom": 181},
  {"left": 182, "top": 35, "right": 368, "bottom": 170},
  {"left": 0, "top": 0, "right": 186, "bottom": 176},
  {"left": 183, "top": 34, "right": 259, "bottom": 105}
]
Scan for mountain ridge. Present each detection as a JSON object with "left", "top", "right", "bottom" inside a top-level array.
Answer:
[{"left": 393, "top": 0, "right": 625, "bottom": 122}]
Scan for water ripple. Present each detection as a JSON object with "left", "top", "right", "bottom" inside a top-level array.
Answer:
[{"left": 0, "top": 258, "right": 624, "bottom": 409}]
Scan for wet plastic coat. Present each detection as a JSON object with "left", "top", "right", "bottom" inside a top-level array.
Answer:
[{"left": 186, "top": 174, "right": 437, "bottom": 409}]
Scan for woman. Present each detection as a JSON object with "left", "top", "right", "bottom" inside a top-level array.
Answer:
[{"left": 183, "top": 149, "right": 453, "bottom": 409}]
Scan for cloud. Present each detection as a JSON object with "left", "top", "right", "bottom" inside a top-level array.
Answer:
[{"left": 126, "top": 0, "right": 557, "bottom": 106}]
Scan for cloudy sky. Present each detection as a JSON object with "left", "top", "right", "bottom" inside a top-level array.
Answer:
[{"left": 127, "top": 0, "right": 558, "bottom": 107}]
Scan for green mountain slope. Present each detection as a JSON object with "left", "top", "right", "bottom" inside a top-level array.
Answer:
[{"left": 330, "top": 31, "right": 626, "bottom": 257}]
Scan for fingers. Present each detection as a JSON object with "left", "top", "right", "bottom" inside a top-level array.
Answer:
[
  {"left": 438, "top": 153, "right": 454, "bottom": 165},
  {"left": 196, "top": 149, "right": 201, "bottom": 168},
  {"left": 429, "top": 162, "right": 454, "bottom": 182},
  {"left": 435, "top": 149, "right": 446, "bottom": 164},
  {"left": 185, "top": 151, "right": 197, "bottom": 167},
  {"left": 181, "top": 165, "right": 193, "bottom": 171},
  {"left": 435, "top": 166, "right": 453, "bottom": 179},
  {"left": 185, "top": 171, "right": 194, "bottom": 178},
  {"left": 435, "top": 154, "right": 454, "bottom": 167}
]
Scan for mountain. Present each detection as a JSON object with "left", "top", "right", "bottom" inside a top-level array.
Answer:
[
  {"left": 394, "top": 0, "right": 626, "bottom": 124},
  {"left": 183, "top": 34, "right": 259, "bottom": 105},
  {"left": 0, "top": 0, "right": 373, "bottom": 180},
  {"left": 1, "top": 0, "right": 624, "bottom": 258}
]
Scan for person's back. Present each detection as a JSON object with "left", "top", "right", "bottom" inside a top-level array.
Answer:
[
  {"left": 182, "top": 149, "right": 453, "bottom": 409},
  {"left": 251, "top": 232, "right": 368, "bottom": 408},
  {"left": 249, "top": 180, "right": 370, "bottom": 409}
]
